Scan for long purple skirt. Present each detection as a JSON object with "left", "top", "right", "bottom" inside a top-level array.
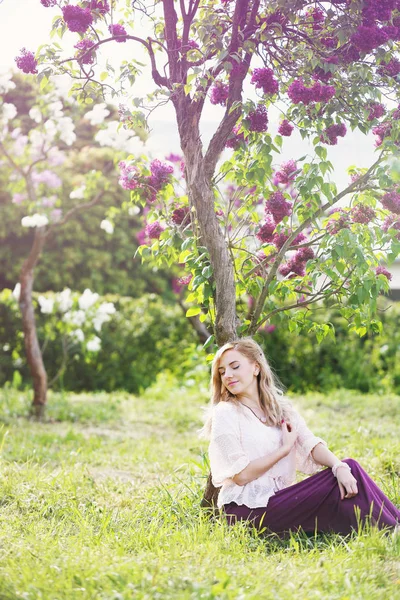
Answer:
[{"left": 223, "top": 459, "right": 400, "bottom": 536}]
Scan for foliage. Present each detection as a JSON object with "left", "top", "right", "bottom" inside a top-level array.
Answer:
[
  {"left": 25, "top": 0, "right": 400, "bottom": 344},
  {"left": 0, "top": 385, "right": 398, "bottom": 598},
  {"left": 0, "top": 289, "right": 199, "bottom": 394}
]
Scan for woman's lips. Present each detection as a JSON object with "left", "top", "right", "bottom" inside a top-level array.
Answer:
[{"left": 228, "top": 381, "right": 239, "bottom": 386}]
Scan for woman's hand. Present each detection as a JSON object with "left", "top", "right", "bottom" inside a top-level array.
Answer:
[
  {"left": 281, "top": 420, "right": 298, "bottom": 455},
  {"left": 336, "top": 466, "right": 358, "bottom": 500}
]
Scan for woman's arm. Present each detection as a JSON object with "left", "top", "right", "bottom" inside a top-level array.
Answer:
[
  {"left": 311, "top": 442, "right": 358, "bottom": 499},
  {"left": 233, "top": 422, "right": 296, "bottom": 486}
]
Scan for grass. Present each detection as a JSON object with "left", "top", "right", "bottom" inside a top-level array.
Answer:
[{"left": 0, "top": 376, "right": 399, "bottom": 600}]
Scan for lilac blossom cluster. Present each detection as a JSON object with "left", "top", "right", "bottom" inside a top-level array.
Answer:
[
  {"left": 62, "top": 5, "right": 93, "bottom": 33},
  {"left": 118, "top": 159, "right": 173, "bottom": 202},
  {"left": 326, "top": 208, "right": 351, "bottom": 234},
  {"left": 15, "top": 49, "right": 38, "bottom": 74},
  {"left": 278, "top": 120, "right": 294, "bottom": 137},
  {"left": 376, "top": 266, "right": 392, "bottom": 280},
  {"left": 273, "top": 231, "right": 306, "bottom": 249},
  {"left": 148, "top": 159, "right": 174, "bottom": 190},
  {"left": 90, "top": 0, "right": 110, "bottom": 12},
  {"left": 256, "top": 217, "right": 276, "bottom": 243},
  {"left": 320, "top": 122, "right": 347, "bottom": 145},
  {"left": 210, "top": 81, "right": 229, "bottom": 106},
  {"left": 247, "top": 105, "right": 268, "bottom": 132},
  {"left": 109, "top": 24, "right": 128, "bottom": 42},
  {"left": 145, "top": 221, "right": 165, "bottom": 240},
  {"left": 288, "top": 79, "right": 336, "bottom": 105},
  {"left": 225, "top": 125, "right": 246, "bottom": 149},
  {"left": 118, "top": 161, "right": 139, "bottom": 190},
  {"left": 351, "top": 204, "right": 376, "bottom": 224},
  {"left": 273, "top": 160, "right": 297, "bottom": 186},
  {"left": 250, "top": 68, "right": 279, "bottom": 95},
  {"left": 40, "top": 0, "right": 57, "bottom": 6},
  {"left": 265, "top": 191, "right": 292, "bottom": 223},
  {"left": 378, "top": 58, "right": 400, "bottom": 77},
  {"left": 367, "top": 102, "right": 386, "bottom": 121},
  {"left": 381, "top": 190, "right": 400, "bottom": 213},
  {"left": 372, "top": 122, "right": 392, "bottom": 146},
  {"left": 171, "top": 206, "right": 190, "bottom": 225},
  {"left": 75, "top": 38, "right": 96, "bottom": 64},
  {"left": 279, "top": 247, "right": 315, "bottom": 278},
  {"left": 382, "top": 214, "right": 400, "bottom": 239}
]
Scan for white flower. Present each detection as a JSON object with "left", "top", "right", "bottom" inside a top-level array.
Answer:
[
  {"left": 12, "top": 283, "right": 21, "bottom": 301},
  {"left": 70, "top": 185, "right": 86, "bottom": 200},
  {"left": 58, "top": 288, "right": 73, "bottom": 312},
  {"left": 29, "top": 106, "right": 42, "bottom": 123},
  {"left": 87, "top": 336, "right": 101, "bottom": 352},
  {"left": 38, "top": 295, "right": 54, "bottom": 314},
  {"left": 21, "top": 213, "right": 49, "bottom": 228},
  {"left": 100, "top": 219, "right": 114, "bottom": 234},
  {"left": 97, "top": 302, "right": 116, "bottom": 316},
  {"left": 0, "top": 72, "right": 16, "bottom": 94},
  {"left": 95, "top": 120, "right": 134, "bottom": 151},
  {"left": 44, "top": 119, "right": 57, "bottom": 143},
  {"left": 2, "top": 103, "right": 17, "bottom": 122},
  {"left": 58, "top": 117, "right": 76, "bottom": 146},
  {"left": 3, "top": 344, "right": 10, "bottom": 352},
  {"left": 48, "top": 101, "right": 64, "bottom": 119},
  {"left": 78, "top": 288, "right": 99, "bottom": 310},
  {"left": 13, "top": 357, "right": 23, "bottom": 368},
  {"left": 70, "top": 328, "right": 85, "bottom": 343},
  {"left": 63, "top": 309, "right": 86, "bottom": 327},
  {"left": 380, "top": 344, "right": 389, "bottom": 354},
  {"left": 128, "top": 205, "right": 140, "bottom": 216},
  {"left": 85, "top": 103, "right": 110, "bottom": 126}
]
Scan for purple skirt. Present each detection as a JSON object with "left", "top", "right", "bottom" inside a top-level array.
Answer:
[{"left": 223, "top": 459, "right": 400, "bottom": 536}]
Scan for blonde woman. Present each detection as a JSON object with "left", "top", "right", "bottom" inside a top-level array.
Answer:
[{"left": 202, "top": 338, "right": 399, "bottom": 535}]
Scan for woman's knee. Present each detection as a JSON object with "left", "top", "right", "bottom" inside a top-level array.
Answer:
[{"left": 342, "top": 458, "right": 360, "bottom": 471}]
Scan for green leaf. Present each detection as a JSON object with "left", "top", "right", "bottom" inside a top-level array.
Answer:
[
  {"left": 100, "top": 71, "right": 108, "bottom": 82},
  {"left": 186, "top": 307, "right": 201, "bottom": 317}
]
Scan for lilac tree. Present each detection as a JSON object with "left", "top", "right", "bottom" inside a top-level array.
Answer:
[{"left": 0, "top": 75, "right": 137, "bottom": 416}]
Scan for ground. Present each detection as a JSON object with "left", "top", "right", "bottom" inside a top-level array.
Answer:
[{"left": 0, "top": 375, "right": 399, "bottom": 599}]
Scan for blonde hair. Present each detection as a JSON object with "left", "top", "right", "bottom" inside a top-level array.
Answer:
[{"left": 200, "top": 337, "right": 293, "bottom": 439}]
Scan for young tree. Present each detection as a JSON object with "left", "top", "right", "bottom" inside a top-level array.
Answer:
[
  {"left": 20, "top": 0, "right": 400, "bottom": 352},
  {"left": 0, "top": 73, "right": 139, "bottom": 416}
]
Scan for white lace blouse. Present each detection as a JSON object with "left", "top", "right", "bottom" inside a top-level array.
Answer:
[{"left": 209, "top": 400, "right": 326, "bottom": 509}]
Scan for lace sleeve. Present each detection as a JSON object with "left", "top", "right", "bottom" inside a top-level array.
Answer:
[
  {"left": 292, "top": 410, "right": 327, "bottom": 475},
  {"left": 208, "top": 402, "right": 250, "bottom": 487}
]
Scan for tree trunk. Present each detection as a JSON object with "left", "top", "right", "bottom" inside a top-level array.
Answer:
[{"left": 19, "top": 228, "right": 48, "bottom": 418}]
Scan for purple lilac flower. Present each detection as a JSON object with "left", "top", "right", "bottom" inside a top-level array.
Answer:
[
  {"left": 367, "top": 102, "right": 386, "bottom": 121},
  {"left": 351, "top": 25, "right": 388, "bottom": 53},
  {"left": 326, "top": 209, "right": 351, "bottom": 234},
  {"left": 75, "top": 38, "right": 96, "bottom": 65},
  {"left": 210, "top": 81, "right": 229, "bottom": 106},
  {"left": 288, "top": 80, "right": 335, "bottom": 105},
  {"left": 90, "top": 0, "right": 110, "bottom": 13},
  {"left": 247, "top": 105, "right": 268, "bottom": 132},
  {"left": 265, "top": 191, "right": 292, "bottom": 223},
  {"left": 62, "top": 5, "right": 93, "bottom": 33},
  {"left": 378, "top": 58, "right": 400, "bottom": 77},
  {"left": 148, "top": 159, "right": 174, "bottom": 190},
  {"left": 351, "top": 204, "right": 376, "bottom": 224},
  {"left": 306, "top": 7, "right": 325, "bottom": 31},
  {"left": 376, "top": 266, "right": 392, "bottom": 280},
  {"left": 250, "top": 68, "right": 279, "bottom": 96},
  {"left": 339, "top": 45, "right": 360, "bottom": 64},
  {"left": 278, "top": 120, "right": 294, "bottom": 137},
  {"left": 372, "top": 122, "right": 392, "bottom": 146},
  {"left": 12, "top": 193, "right": 26, "bottom": 205},
  {"left": 381, "top": 191, "right": 400, "bottom": 214},
  {"left": 320, "top": 122, "right": 347, "bottom": 145},
  {"left": 274, "top": 160, "right": 297, "bottom": 186},
  {"left": 119, "top": 161, "right": 139, "bottom": 190},
  {"left": 362, "top": 0, "right": 396, "bottom": 23},
  {"left": 171, "top": 206, "right": 189, "bottom": 225},
  {"left": 256, "top": 217, "right": 276, "bottom": 243},
  {"left": 32, "top": 170, "right": 62, "bottom": 189},
  {"left": 321, "top": 36, "right": 338, "bottom": 49},
  {"left": 109, "top": 24, "right": 127, "bottom": 42},
  {"left": 382, "top": 214, "right": 400, "bottom": 239},
  {"left": 42, "top": 196, "right": 57, "bottom": 208},
  {"left": 40, "top": 0, "right": 57, "bottom": 6},
  {"left": 136, "top": 229, "right": 148, "bottom": 245},
  {"left": 165, "top": 153, "right": 182, "bottom": 163},
  {"left": 51, "top": 208, "right": 63, "bottom": 222},
  {"left": 178, "top": 274, "right": 192, "bottom": 285},
  {"left": 15, "top": 49, "right": 38, "bottom": 74},
  {"left": 146, "top": 221, "right": 165, "bottom": 240},
  {"left": 225, "top": 125, "right": 246, "bottom": 149}
]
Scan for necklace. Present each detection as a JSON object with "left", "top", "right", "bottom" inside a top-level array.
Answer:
[{"left": 241, "top": 403, "right": 267, "bottom": 423}]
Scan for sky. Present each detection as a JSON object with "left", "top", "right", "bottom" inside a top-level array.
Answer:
[{"left": 0, "top": 0, "right": 379, "bottom": 189}]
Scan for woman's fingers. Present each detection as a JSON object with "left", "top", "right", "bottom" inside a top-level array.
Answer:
[{"left": 338, "top": 481, "right": 345, "bottom": 501}]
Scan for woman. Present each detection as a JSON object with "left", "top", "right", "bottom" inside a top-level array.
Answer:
[{"left": 202, "top": 338, "right": 400, "bottom": 536}]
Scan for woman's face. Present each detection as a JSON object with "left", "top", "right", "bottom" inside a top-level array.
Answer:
[{"left": 217, "top": 349, "right": 258, "bottom": 397}]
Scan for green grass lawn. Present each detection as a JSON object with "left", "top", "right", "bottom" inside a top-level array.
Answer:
[{"left": 0, "top": 375, "right": 399, "bottom": 600}]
